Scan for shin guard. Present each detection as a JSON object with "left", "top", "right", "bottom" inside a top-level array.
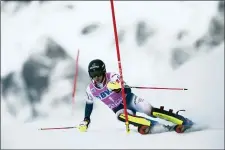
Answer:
[
  {"left": 151, "top": 106, "right": 188, "bottom": 125},
  {"left": 118, "top": 114, "right": 159, "bottom": 134},
  {"left": 118, "top": 114, "right": 151, "bottom": 127}
]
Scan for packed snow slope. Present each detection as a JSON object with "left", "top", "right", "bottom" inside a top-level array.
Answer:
[
  {"left": 2, "top": 43, "right": 224, "bottom": 149},
  {"left": 1, "top": 1, "right": 224, "bottom": 149}
]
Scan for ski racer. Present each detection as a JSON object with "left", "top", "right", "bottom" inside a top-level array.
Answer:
[{"left": 78, "top": 59, "right": 193, "bottom": 134}]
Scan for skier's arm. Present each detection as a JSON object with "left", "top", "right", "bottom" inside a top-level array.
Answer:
[
  {"left": 84, "top": 100, "right": 93, "bottom": 120},
  {"left": 84, "top": 90, "right": 94, "bottom": 120},
  {"left": 78, "top": 88, "right": 94, "bottom": 132}
]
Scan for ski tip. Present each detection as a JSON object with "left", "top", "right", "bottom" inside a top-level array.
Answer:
[{"left": 184, "top": 88, "right": 188, "bottom": 90}]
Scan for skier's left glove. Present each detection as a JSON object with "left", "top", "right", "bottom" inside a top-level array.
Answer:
[
  {"left": 107, "top": 81, "right": 121, "bottom": 93},
  {"left": 78, "top": 117, "right": 91, "bottom": 132}
]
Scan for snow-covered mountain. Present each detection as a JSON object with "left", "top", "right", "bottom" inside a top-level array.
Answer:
[{"left": 1, "top": 1, "right": 224, "bottom": 148}]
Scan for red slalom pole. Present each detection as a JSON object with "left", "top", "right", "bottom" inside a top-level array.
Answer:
[
  {"left": 39, "top": 126, "right": 77, "bottom": 131},
  {"left": 72, "top": 49, "right": 80, "bottom": 114},
  {"left": 129, "top": 86, "right": 188, "bottom": 91},
  {"left": 110, "top": 0, "right": 130, "bottom": 133}
]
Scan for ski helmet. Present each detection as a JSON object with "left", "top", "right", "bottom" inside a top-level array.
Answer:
[{"left": 88, "top": 59, "right": 106, "bottom": 78}]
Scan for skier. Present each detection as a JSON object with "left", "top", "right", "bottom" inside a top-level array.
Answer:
[{"left": 78, "top": 59, "right": 193, "bottom": 134}]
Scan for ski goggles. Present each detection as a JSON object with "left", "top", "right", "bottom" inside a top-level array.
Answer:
[{"left": 89, "top": 71, "right": 104, "bottom": 78}]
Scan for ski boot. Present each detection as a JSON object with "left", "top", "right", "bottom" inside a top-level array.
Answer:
[
  {"left": 163, "top": 118, "right": 194, "bottom": 133},
  {"left": 173, "top": 110, "right": 194, "bottom": 133},
  {"left": 151, "top": 106, "right": 194, "bottom": 133},
  {"left": 137, "top": 119, "right": 159, "bottom": 135}
]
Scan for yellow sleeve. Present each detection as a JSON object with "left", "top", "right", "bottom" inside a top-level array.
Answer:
[{"left": 107, "top": 81, "right": 121, "bottom": 90}]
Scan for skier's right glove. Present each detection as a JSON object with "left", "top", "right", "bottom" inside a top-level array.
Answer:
[{"left": 78, "top": 117, "right": 91, "bottom": 132}]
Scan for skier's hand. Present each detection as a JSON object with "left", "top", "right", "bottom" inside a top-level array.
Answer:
[
  {"left": 107, "top": 81, "right": 121, "bottom": 91},
  {"left": 78, "top": 118, "right": 90, "bottom": 132}
]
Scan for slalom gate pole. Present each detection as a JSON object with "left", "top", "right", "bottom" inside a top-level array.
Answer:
[
  {"left": 39, "top": 126, "right": 77, "bottom": 131},
  {"left": 129, "top": 86, "right": 188, "bottom": 91},
  {"left": 72, "top": 49, "right": 80, "bottom": 114},
  {"left": 110, "top": 0, "right": 130, "bottom": 133}
]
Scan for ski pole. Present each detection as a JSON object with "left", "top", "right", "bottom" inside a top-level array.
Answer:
[
  {"left": 110, "top": 0, "right": 130, "bottom": 133},
  {"left": 39, "top": 126, "right": 77, "bottom": 131},
  {"left": 128, "top": 86, "right": 188, "bottom": 91}
]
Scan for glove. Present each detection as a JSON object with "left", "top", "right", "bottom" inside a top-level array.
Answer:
[
  {"left": 78, "top": 118, "right": 90, "bottom": 132},
  {"left": 107, "top": 81, "right": 121, "bottom": 92}
]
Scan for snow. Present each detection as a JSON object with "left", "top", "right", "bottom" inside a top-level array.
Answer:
[{"left": 1, "top": 1, "right": 224, "bottom": 149}]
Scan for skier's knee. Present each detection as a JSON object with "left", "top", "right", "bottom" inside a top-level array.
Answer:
[
  {"left": 117, "top": 111, "right": 152, "bottom": 128},
  {"left": 115, "top": 109, "right": 135, "bottom": 121}
]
